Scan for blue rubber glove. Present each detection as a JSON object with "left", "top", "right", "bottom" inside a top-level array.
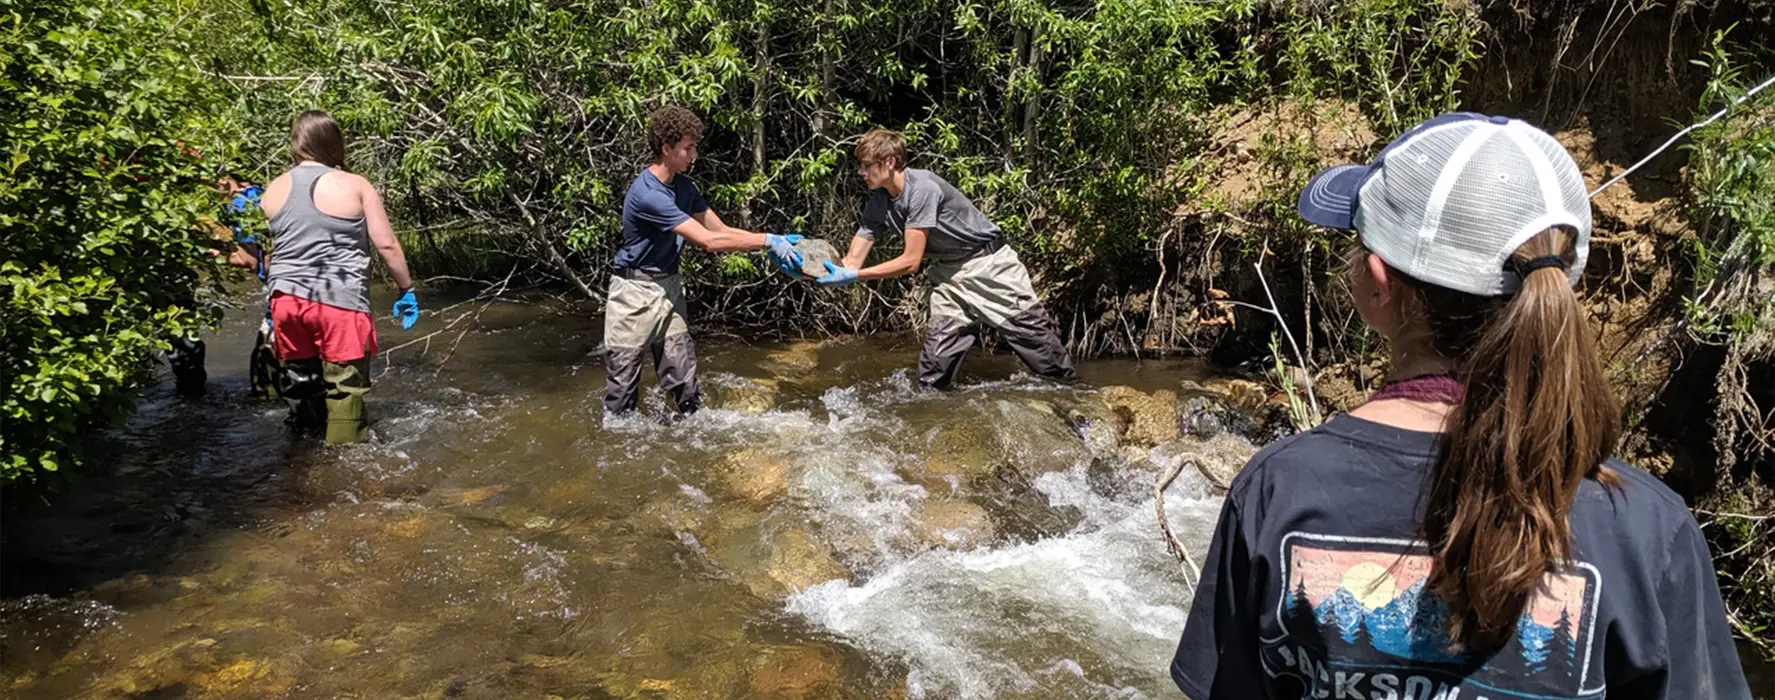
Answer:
[
  {"left": 816, "top": 260, "right": 858, "bottom": 287},
  {"left": 765, "top": 233, "right": 804, "bottom": 275},
  {"left": 393, "top": 288, "right": 420, "bottom": 330}
]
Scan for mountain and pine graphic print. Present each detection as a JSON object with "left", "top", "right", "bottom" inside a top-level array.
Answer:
[{"left": 1260, "top": 533, "right": 1602, "bottom": 700}]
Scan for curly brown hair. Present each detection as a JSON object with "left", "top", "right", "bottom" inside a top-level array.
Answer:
[{"left": 647, "top": 106, "right": 704, "bottom": 162}]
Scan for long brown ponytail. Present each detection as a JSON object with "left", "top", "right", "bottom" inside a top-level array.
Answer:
[{"left": 1412, "top": 226, "right": 1621, "bottom": 651}]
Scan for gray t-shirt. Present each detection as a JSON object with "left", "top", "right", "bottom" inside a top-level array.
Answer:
[
  {"left": 856, "top": 169, "right": 1001, "bottom": 263},
  {"left": 267, "top": 164, "right": 373, "bottom": 313}
]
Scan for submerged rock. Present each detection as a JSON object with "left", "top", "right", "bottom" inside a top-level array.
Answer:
[
  {"left": 708, "top": 376, "right": 780, "bottom": 414},
  {"left": 1098, "top": 386, "right": 1180, "bottom": 448},
  {"left": 766, "top": 528, "right": 849, "bottom": 594},
  {"left": 992, "top": 399, "right": 1091, "bottom": 477},
  {"left": 924, "top": 423, "right": 998, "bottom": 482},
  {"left": 447, "top": 484, "right": 507, "bottom": 507},
  {"left": 721, "top": 448, "right": 793, "bottom": 506},
  {"left": 761, "top": 341, "right": 822, "bottom": 377},
  {"left": 192, "top": 657, "right": 295, "bottom": 696},
  {"left": 749, "top": 644, "right": 843, "bottom": 698},
  {"left": 909, "top": 499, "right": 995, "bottom": 550}
]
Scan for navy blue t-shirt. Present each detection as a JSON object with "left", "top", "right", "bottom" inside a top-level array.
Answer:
[
  {"left": 613, "top": 169, "right": 709, "bottom": 273},
  {"left": 1172, "top": 414, "right": 1751, "bottom": 700}
]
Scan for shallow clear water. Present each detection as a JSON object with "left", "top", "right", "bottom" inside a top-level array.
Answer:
[{"left": 0, "top": 287, "right": 1228, "bottom": 699}]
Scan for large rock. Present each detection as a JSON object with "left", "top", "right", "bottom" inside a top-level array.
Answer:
[
  {"left": 1099, "top": 386, "right": 1180, "bottom": 447},
  {"left": 1200, "top": 378, "right": 1273, "bottom": 415},
  {"left": 909, "top": 499, "right": 995, "bottom": 550},
  {"left": 923, "top": 423, "right": 998, "bottom": 483},
  {"left": 1181, "top": 379, "right": 1301, "bottom": 443},
  {"left": 992, "top": 399, "right": 1091, "bottom": 477},
  {"left": 785, "top": 238, "right": 843, "bottom": 280},
  {"left": 1064, "top": 400, "right": 1127, "bottom": 452}
]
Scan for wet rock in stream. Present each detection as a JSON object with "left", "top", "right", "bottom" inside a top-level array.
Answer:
[
  {"left": 707, "top": 376, "right": 781, "bottom": 414},
  {"left": 1097, "top": 386, "right": 1181, "bottom": 448},
  {"left": 767, "top": 528, "right": 851, "bottom": 595},
  {"left": 749, "top": 643, "right": 844, "bottom": 698},
  {"left": 909, "top": 498, "right": 995, "bottom": 550},
  {"left": 990, "top": 399, "right": 1092, "bottom": 478},
  {"left": 1178, "top": 379, "right": 1296, "bottom": 444},
  {"left": 760, "top": 341, "right": 824, "bottom": 377},
  {"left": 688, "top": 503, "right": 850, "bottom": 599},
  {"left": 1151, "top": 432, "right": 1262, "bottom": 491},
  {"left": 721, "top": 448, "right": 793, "bottom": 506}
]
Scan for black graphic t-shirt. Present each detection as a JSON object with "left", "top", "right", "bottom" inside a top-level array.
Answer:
[{"left": 1171, "top": 414, "right": 1751, "bottom": 700}]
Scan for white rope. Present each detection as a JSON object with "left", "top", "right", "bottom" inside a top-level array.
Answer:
[{"left": 1590, "top": 74, "right": 1775, "bottom": 197}]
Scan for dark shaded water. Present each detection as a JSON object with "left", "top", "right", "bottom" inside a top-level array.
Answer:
[{"left": 2, "top": 287, "right": 1770, "bottom": 698}]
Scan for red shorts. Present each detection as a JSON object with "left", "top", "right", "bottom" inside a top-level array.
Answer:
[{"left": 270, "top": 292, "right": 379, "bottom": 363}]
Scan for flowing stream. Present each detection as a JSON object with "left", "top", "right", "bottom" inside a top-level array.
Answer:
[
  {"left": 0, "top": 287, "right": 1234, "bottom": 699},
  {"left": 2, "top": 287, "right": 1770, "bottom": 698}
]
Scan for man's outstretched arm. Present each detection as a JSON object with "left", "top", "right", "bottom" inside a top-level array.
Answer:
[
  {"left": 856, "top": 228, "right": 926, "bottom": 280},
  {"left": 676, "top": 209, "right": 768, "bottom": 253}
]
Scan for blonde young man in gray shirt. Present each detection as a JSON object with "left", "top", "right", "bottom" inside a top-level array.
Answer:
[{"left": 817, "top": 128, "right": 1077, "bottom": 388}]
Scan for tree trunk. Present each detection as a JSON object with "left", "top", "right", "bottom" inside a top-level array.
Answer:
[
  {"left": 813, "top": 0, "right": 836, "bottom": 137},
  {"left": 746, "top": 18, "right": 771, "bottom": 227},
  {"left": 1021, "top": 23, "right": 1043, "bottom": 161},
  {"left": 1005, "top": 27, "right": 1028, "bottom": 160}
]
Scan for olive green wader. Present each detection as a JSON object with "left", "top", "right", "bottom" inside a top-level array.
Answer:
[
  {"left": 282, "top": 357, "right": 371, "bottom": 444},
  {"left": 920, "top": 243, "right": 1078, "bottom": 389},
  {"left": 603, "top": 270, "right": 700, "bottom": 414}
]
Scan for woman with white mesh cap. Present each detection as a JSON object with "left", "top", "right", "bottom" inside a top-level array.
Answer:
[{"left": 1169, "top": 113, "right": 1750, "bottom": 699}]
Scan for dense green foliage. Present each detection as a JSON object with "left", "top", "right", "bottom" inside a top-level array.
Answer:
[
  {"left": 1, "top": 0, "right": 226, "bottom": 481},
  {"left": 1684, "top": 29, "right": 1775, "bottom": 653},
  {"left": 195, "top": 0, "right": 1479, "bottom": 328}
]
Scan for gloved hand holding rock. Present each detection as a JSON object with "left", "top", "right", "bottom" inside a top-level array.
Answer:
[
  {"left": 765, "top": 233, "right": 804, "bottom": 275},
  {"left": 816, "top": 260, "right": 859, "bottom": 287}
]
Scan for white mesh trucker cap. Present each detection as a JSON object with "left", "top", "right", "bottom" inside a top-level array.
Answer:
[{"left": 1296, "top": 113, "right": 1592, "bottom": 296}]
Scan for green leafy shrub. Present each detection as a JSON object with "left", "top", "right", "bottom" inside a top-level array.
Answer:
[{"left": 1, "top": 0, "right": 223, "bottom": 482}]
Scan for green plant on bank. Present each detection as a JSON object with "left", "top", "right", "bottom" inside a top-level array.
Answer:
[
  {"left": 1269, "top": 331, "right": 1325, "bottom": 431},
  {"left": 1682, "top": 26, "right": 1775, "bottom": 658},
  {"left": 1, "top": 0, "right": 228, "bottom": 482}
]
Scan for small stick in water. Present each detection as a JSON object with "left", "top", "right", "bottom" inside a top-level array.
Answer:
[{"left": 1155, "top": 456, "right": 1201, "bottom": 586}]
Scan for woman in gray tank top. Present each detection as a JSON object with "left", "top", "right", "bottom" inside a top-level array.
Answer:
[{"left": 261, "top": 110, "right": 419, "bottom": 444}]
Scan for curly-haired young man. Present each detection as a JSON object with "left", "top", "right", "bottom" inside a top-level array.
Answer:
[
  {"left": 818, "top": 128, "right": 1077, "bottom": 388},
  {"left": 602, "top": 106, "right": 803, "bottom": 415}
]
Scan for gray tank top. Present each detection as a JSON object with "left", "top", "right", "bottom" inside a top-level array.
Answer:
[{"left": 267, "top": 164, "right": 372, "bottom": 313}]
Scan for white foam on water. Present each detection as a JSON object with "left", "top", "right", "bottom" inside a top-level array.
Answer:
[
  {"left": 600, "top": 371, "right": 1230, "bottom": 698},
  {"left": 786, "top": 455, "right": 1222, "bottom": 699}
]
